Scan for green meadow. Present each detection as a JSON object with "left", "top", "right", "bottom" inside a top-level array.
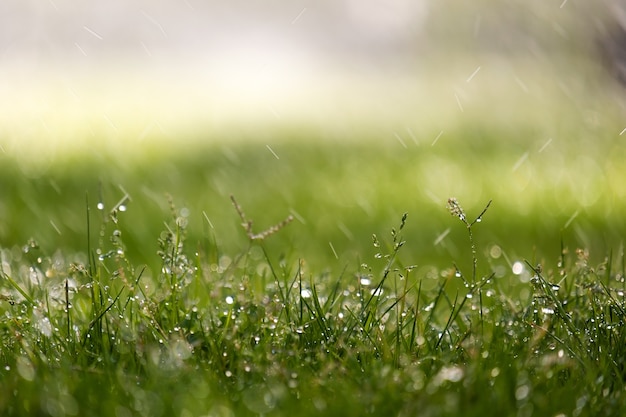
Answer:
[{"left": 2, "top": 33, "right": 626, "bottom": 416}]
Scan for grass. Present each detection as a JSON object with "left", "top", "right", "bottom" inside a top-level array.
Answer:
[
  {"left": 2, "top": 45, "right": 626, "bottom": 415},
  {"left": 2, "top": 150, "right": 626, "bottom": 416}
]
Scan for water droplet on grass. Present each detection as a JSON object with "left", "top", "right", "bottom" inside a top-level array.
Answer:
[
  {"left": 437, "top": 366, "right": 464, "bottom": 383},
  {"left": 16, "top": 357, "right": 35, "bottom": 381},
  {"left": 370, "top": 288, "right": 383, "bottom": 296},
  {"left": 515, "top": 385, "right": 530, "bottom": 401},
  {"left": 225, "top": 296, "right": 234, "bottom": 305},
  {"left": 38, "top": 316, "right": 52, "bottom": 337}
]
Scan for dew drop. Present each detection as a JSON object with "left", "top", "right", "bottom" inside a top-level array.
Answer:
[
  {"left": 515, "top": 385, "right": 530, "bottom": 401},
  {"left": 370, "top": 288, "right": 383, "bottom": 297},
  {"left": 39, "top": 316, "right": 52, "bottom": 337}
]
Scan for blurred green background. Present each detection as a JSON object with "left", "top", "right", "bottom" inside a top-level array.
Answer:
[{"left": 1, "top": 0, "right": 625, "bottom": 278}]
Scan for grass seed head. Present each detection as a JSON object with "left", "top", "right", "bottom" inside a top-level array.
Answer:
[{"left": 447, "top": 197, "right": 466, "bottom": 223}]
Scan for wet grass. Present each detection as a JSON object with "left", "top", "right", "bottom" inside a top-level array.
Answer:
[
  {"left": 1, "top": 188, "right": 626, "bottom": 416},
  {"left": 2, "top": 3, "right": 626, "bottom": 413},
  {"left": 1, "top": 120, "right": 626, "bottom": 416}
]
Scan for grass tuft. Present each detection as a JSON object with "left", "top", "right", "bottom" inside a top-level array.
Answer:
[{"left": 0, "top": 193, "right": 626, "bottom": 416}]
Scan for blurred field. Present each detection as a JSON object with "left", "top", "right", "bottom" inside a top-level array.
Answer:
[{"left": 2, "top": 79, "right": 626, "bottom": 283}]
